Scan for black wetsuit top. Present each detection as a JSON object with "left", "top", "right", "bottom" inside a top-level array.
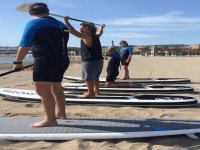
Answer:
[{"left": 80, "top": 35, "right": 103, "bottom": 61}]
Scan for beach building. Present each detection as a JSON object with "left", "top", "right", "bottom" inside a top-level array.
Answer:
[{"left": 134, "top": 44, "right": 200, "bottom": 56}]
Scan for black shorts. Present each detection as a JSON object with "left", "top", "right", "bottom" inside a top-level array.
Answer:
[
  {"left": 121, "top": 59, "right": 129, "bottom": 66},
  {"left": 106, "top": 72, "right": 119, "bottom": 82},
  {"left": 106, "top": 57, "right": 120, "bottom": 82},
  {"left": 33, "top": 57, "right": 70, "bottom": 82}
]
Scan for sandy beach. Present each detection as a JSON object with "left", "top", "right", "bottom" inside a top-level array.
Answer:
[{"left": 1, "top": 55, "right": 200, "bottom": 150}]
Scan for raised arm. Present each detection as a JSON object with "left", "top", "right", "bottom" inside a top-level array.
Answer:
[
  {"left": 64, "top": 16, "right": 88, "bottom": 39},
  {"left": 96, "top": 24, "right": 105, "bottom": 37}
]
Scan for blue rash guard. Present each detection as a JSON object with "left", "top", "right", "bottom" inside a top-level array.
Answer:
[
  {"left": 20, "top": 16, "right": 69, "bottom": 58},
  {"left": 19, "top": 16, "right": 70, "bottom": 82},
  {"left": 119, "top": 45, "right": 133, "bottom": 66},
  {"left": 119, "top": 46, "right": 133, "bottom": 60}
]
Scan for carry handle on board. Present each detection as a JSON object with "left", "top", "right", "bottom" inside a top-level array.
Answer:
[{"left": 0, "top": 64, "right": 33, "bottom": 77}]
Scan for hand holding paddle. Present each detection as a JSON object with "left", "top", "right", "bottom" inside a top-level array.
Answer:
[{"left": 0, "top": 64, "right": 33, "bottom": 77}]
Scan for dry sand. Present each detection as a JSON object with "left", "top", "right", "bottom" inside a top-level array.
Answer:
[{"left": 0, "top": 55, "right": 200, "bottom": 150}]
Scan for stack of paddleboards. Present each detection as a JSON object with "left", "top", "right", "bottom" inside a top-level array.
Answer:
[
  {"left": 0, "top": 75, "right": 197, "bottom": 106},
  {"left": 0, "top": 88, "right": 197, "bottom": 106},
  {"left": 63, "top": 76, "right": 197, "bottom": 106}
]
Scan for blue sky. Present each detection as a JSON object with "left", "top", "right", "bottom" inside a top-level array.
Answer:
[{"left": 0, "top": 0, "right": 200, "bottom": 47}]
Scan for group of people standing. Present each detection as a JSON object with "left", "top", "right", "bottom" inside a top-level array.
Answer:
[
  {"left": 104, "top": 40, "right": 133, "bottom": 87},
  {"left": 13, "top": 2, "right": 133, "bottom": 127}
]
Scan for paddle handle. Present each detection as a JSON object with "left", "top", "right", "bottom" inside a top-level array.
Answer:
[
  {"left": 112, "top": 40, "right": 114, "bottom": 47},
  {"left": 0, "top": 64, "right": 33, "bottom": 77},
  {"left": 50, "top": 13, "right": 101, "bottom": 26}
]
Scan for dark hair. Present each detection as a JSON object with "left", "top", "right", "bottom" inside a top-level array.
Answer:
[
  {"left": 80, "top": 22, "right": 96, "bottom": 34},
  {"left": 29, "top": 2, "right": 49, "bottom": 15},
  {"left": 119, "top": 40, "right": 128, "bottom": 46}
]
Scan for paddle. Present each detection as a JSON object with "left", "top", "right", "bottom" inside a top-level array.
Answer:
[
  {"left": 112, "top": 40, "right": 114, "bottom": 47},
  {"left": 0, "top": 64, "right": 33, "bottom": 77},
  {"left": 16, "top": 3, "right": 101, "bottom": 26}
]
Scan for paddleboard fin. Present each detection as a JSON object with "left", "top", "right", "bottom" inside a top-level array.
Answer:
[{"left": 186, "top": 133, "right": 199, "bottom": 140}]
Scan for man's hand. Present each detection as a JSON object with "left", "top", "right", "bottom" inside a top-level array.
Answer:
[{"left": 13, "top": 64, "right": 23, "bottom": 71}]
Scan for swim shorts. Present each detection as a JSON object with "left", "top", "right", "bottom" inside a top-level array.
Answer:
[
  {"left": 33, "top": 57, "right": 70, "bottom": 82},
  {"left": 82, "top": 59, "right": 103, "bottom": 80}
]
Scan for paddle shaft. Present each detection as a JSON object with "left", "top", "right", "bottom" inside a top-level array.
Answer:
[
  {"left": 112, "top": 40, "right": 114, "bottom": 47},
  {"left": 50, "top": 13, "right": 101, "bottom": 26},
  {"left": 16, "top": 3, "right": 101, "bottom": 26},
  {"left": 0, "top": 64, "right": 33, "bottom": 77}
]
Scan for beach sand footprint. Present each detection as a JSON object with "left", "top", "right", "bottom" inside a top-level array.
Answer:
[
  {"left": 18, "top": 84, "right": 30, "bottom": 87},
  {"left": 160, "top": 114, "right": 175, "bottom": 118},
  {"left": 24, "top": 103, "right": 41, "bottom": 108}
]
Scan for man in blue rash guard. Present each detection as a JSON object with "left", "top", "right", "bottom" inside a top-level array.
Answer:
[
  {"left": 13, "top": 2, "right": 70, "bottom": 127},
  {"left": 119, "top": 40, "right": 133, "bottom": 80}
]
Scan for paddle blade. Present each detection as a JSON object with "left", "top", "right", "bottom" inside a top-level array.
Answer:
[{"left": 16, "top": 3, "right": 30, "bottom": 12}]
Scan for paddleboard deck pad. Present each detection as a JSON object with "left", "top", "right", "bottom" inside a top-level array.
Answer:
[
  {"left": 0, "top": 116, "right": 200, "bottom": 140},
  {"left": 0, "top": 88, "right": 197, "bottom": 106},
  {"left": 63, "top": 76, "right": 191, "bottom": 83},
  {"left": 62, "top": 83, "right": 194, "bottom": 93}
]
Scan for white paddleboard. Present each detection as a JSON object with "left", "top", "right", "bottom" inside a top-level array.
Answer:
[
  {"left": 62, "top": 83, "right": 194, "bottom": 93},
  {"left": 0, "top": 116, "right": 200, "bottom": 140},
  {"left": 0, "top": 88, "right": 197, "bottom": 106},
  {"left": 63, "top": 76, "right": 191, "bottom": 83}
]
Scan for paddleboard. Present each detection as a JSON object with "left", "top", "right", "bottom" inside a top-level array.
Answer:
[
  {"left": 0, "top": 116, "right": 200, "bottom": 140},
  {"left": 63, "top": 76, "right": 191, "bottom": 83},
  {"left": 0, "top": 88, "right": 197, "bottom": 106},
  {"left": 62, "top": 83, "right": 194, "bottom": 93}
]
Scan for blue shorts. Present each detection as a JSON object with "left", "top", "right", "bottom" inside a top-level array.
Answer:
[
  {"left": 33, "top": 57, "right": 70, "bottom": 82},
  {"left": 82, "top": 59, "right": 103, "bottom": 80}
]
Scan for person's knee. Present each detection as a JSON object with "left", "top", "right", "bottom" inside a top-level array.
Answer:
[
  {"left": 124, "top": 66, "right": 128, "bottom": 69},
  {"left": 35, "top": 87, "right": 51, "bottom": 97},
  {"left": 35, "top": 88, "right": 44, "bottom": 96}
]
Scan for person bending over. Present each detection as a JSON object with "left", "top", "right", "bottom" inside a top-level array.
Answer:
[{"left": 104, "top": 46, "right": 121, "bottom": 87}]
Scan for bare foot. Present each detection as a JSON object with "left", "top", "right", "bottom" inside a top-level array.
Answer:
[
  {"left": 43, "top": 115, "right": 66, "bottom": 119},
  {"left": 120, "top": 77, "right": 129, "bottom": 80},
  {"left": 56, "top": 114, "right": 67, "bottom": 119},
  {"left": 29, "top": 119, "right": 57, "bottom": 127},
  {"left": 77, "top": 93, "right": 95, "bottom": 98}
]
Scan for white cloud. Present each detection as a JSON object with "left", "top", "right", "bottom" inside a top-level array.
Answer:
[
  {"left": 107, "top": 25, "right": 200, "bottom": 32},
  {"left": 101, "top": 11, "right": 200, "bottom": 26},
  {"left": 98, "top": 11, "right": 200, "bottom": 40},
  {"left": 104, "top": 32, "right": 161, "bottom": 39}
]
